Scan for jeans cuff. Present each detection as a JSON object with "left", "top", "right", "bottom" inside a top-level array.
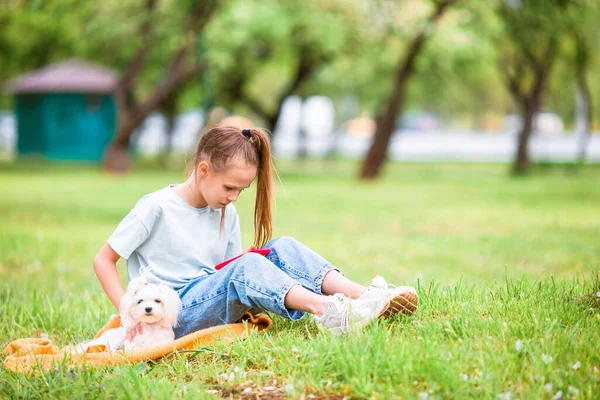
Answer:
[
  {"left": 276, "top": 282, "right": 305, "bottom": 321},
  {"left": 314, "top": 263, "right": 341, "bottom": 295}
]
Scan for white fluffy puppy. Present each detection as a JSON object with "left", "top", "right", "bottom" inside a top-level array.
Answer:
[{"left": 71, "top": 277, "right": 181, "bottom": 353}]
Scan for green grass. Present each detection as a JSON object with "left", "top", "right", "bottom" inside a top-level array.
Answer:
[{"left": 1, "top": 160, "right": 599, "bottom": 399}]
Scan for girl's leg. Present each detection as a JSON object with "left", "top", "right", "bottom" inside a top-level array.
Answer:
[
  {"left": 175, "top": 252, "right": 329, "bottom": 338},
  {"left": 263, "top": 236, "right": 365, "bottom": 298},
  {"left": 321, "top": 270, "right": 364, "bottom": 298},
  {"left": 176, "top": 237, "right": 416, "bottom": 338},
  {"left": 285, "top": 284, "right": 329, "bottom": 315},
  {"left": 264, "top": 236, "right": 418, "bottom": 316}
]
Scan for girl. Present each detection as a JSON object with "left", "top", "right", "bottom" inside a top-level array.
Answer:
[{"left": 93, "top": 126, "right": 418, "bottom": 337}]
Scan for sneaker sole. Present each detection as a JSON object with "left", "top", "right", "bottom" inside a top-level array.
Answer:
[{"left": 381, "top": 288, "right": 418, "bottom": 318}]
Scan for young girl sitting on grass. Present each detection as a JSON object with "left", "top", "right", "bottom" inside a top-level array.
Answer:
[{"left": 93, "top": 126, "right": 418, "bottom": 337}]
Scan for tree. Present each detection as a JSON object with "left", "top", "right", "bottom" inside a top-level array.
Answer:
[
  {"left": 495, "top": 0, "right": 573, "bottom": 174},
  {"left": 572, "top": 28, "right": 593, "bottom": 164},
  {"left": 103, "top": 0, "right": 219, "bottom": 172},
  {"left": 359, "top": 0, "right": 457, "bottom": 180},
  {"left": 202, "top": 0, "right": 362, "bottom": 133},
  {"left": 567, "top": 1, "right": 599, "bottom": 164},
  {"left": 0, "top": 0, "right": 218, "bottom": 170},
  {"left": 0, "top": 0, "right": 93, "bottom": 108}
]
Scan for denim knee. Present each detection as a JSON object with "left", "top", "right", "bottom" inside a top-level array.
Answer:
[
  {"left": 228, "top": 253, "right": 304, "bottom": 320},
  {"left": 266, "top": 235, "right": 299, "bottom": 250},
  {"left": 263, "top": 236, "right": 341, "bottom": 294},
  {"left": 231, "top": 253, "right": 266, "bottom": 280}
]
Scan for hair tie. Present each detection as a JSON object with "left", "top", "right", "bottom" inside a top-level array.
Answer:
[{"left": 241, "top": 129, "right": 252, "bottom": 140}]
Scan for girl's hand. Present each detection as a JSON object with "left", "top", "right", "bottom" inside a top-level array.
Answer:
[{"left": 126, "top": 324, "right": 142, "bottom": 341}]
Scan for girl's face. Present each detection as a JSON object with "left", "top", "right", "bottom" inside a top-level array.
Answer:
[{"left": 197, "top": 159, "right": 257, "bottom": 209}]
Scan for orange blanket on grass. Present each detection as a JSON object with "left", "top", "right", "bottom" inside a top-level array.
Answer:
[{"left": 3, "top": 313, "right": 272, "bottom": 374}]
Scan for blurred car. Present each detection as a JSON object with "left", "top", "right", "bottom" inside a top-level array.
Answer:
[
  {"left": 395, "top": 110, "right": 440, "bottom": 132},
  {"left": 344, "top": 116, "right": 376, "bottom": 138}
]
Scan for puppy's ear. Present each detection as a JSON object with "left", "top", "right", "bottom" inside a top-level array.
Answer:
[
  {"left": 119, "top": 278, "right": 144, "bottom": 328},
  {"left": 120, "top": 309, "right": 136, "bottom": 329},
  {"left": 160, "top": 285, "right": 182, "bottom": 328},
  {"left": 119, "top": 294, "right": 135, "bottom": 328}
]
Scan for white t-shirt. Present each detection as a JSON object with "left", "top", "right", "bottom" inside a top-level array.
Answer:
[{"left": 107, "top": 185, "right": 242, "bottom": 289}]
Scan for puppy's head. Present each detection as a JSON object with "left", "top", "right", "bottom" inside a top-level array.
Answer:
[{"left": 120, "top": 277, "right": 182, "bottom": 329}]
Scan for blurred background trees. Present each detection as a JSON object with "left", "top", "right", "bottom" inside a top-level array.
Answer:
[
  {"left": 495, "top": 0, "right": 573, "bottom": 174},
  {"left": 359, "top": 0, "right": 457, "bottom": 179},
  {"left": 1, "top": 0, "right": 599, "bottom": 175}
]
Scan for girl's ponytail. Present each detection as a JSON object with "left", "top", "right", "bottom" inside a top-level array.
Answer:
[{"left": 250, "top": 128, "right": 274, "bottom": 248}]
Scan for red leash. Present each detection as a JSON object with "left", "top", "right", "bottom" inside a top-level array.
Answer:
[{"left": 214, "top": 248, "right": 271, "bottom": 270}]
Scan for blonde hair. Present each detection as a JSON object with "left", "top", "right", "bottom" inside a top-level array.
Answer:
[{"left": 186, "top": 125, "right": 274, "bottom": 248}]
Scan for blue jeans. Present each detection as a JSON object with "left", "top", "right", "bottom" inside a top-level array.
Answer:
[{"left": 174, "top": 236, "right": 339, "bottom": 338}]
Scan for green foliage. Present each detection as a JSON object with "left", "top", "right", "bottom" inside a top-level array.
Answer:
[
  {"left": 203, "top": 0, "right": 363, "bottom": 115},
  {"left": 313, "top": 0, "right": 437, "bottom": 114},
  {"left": 546, "top": 0, "right": 600, "bottom": 126},
  {"left": 410, "top": 5, "right": 507, "bottom": 124},
  {"left": 1, "top": 161, "right": 600, "bottom": 398},
  {"left": 1, "top": 0, "right": 599, "bottom": 127},
  {"left": 0, "top": 0, "right": 90, "bottom": 83}
]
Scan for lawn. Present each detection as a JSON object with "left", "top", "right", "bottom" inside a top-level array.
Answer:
[{"left": 1, "top": 160, "right": 599, "bottom": 399}]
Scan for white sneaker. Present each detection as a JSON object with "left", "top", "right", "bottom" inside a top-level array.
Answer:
[
  {"left": 360, "top": 276, "right": 418, "bottom": 317},
  {"left": 313, "top": 293, "right": 390, "bottom": 336}
]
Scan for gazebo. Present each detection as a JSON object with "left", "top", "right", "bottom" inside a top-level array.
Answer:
[{"left": 5, "top": 59, "right": 117, "bottom": 161}]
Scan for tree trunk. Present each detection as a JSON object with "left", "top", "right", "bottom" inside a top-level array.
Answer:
[
  {"left": 104, "top": 97, "right": 152, "bottom": 172},
  {"left": 104, "top": 119, "right": 138, "bottom": 173},
  {"left": 505, "top": 37, "right": 557, "bottom": 175},
  {"left": 360, "top": 113, "right": 396, "bottom": 179},
  {"left": 573, "top": 32, "right": 592, "bottom": 165},
  {"left": 511, "top": 57, "right": 550, "bottom": 175},
  {"left": 160, "top": 88, "right": 178, "bottom": 166},
  {"left": 103, "top": 0, "right": 218, "bottom": 172},
  {"left": 359, "top": 0, "right": 454, "bottom": 180},
  {"left": 513, "top": 105, "right": 535, "bottom": 174},
  {"left": 164, "top": 115, "right": 174, "bottom": 157},
  {"left": 576, "top": 83, "right": 592, "bottom": 164}
]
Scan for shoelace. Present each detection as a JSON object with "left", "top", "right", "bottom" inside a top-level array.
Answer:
[{"left": 336, "top": 295, "right": 350, "bottom": 334}]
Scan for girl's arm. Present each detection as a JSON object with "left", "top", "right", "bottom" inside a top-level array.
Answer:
[{"left": 93, "top": 242, "right": 125, "bottom": 311}]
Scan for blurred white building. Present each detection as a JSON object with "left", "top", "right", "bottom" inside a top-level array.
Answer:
[
  {"left": 0, "top": 111, "right": 16, "bottom": 153},
  {"left": 272, "top": 96, "right": 303, "bottom": 158},
  {"left": 132, "top": 109, "right": 204, "bottom": 154},
  {"left": 300, "top": 95, "right": 335, "bottom": 156}
]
